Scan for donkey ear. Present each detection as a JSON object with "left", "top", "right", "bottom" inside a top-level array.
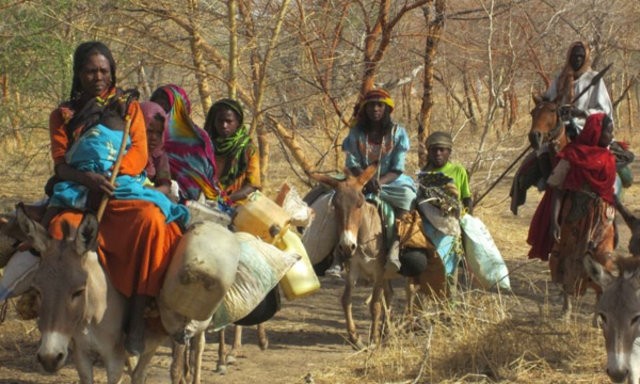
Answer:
[
  {"left": 532, "top": 93, "right": 542, "bottom": 105},
  {"left": 584, "top": 254, "right": 616, "bottom": 288},
  {"left": 15, "top": 203, "right": 49, "bottom": 254},
  {"left": 310, "top": 173, "right": 340, "bottom": 189},
  {"left": 356, "top": 163, "right": 378, "bottom": 187},
  {"left": 74, "top": 214, "right": 99, "bottom": 255}
]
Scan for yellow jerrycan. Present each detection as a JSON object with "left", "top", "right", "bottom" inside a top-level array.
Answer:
[
  {"left": 274, "top": 228, "right": 321, "bottom": 300},
  {"left": 233, "top": 191, "right": 291, "bottom": 243}
]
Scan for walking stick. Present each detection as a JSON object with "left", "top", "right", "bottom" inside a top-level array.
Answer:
[
  {"left": 96, "top": 117, "right": 132, "bottom": 222},
  {"left": 474, "top": 144, "right": 532, "bottom": 206}
]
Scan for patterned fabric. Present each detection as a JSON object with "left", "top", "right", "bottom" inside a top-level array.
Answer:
[
  {"left": 342, "top": 123, "right": 416, "bottom": 210},
  {"left": 48, "top": 124, "right": 189, "bottom": 227},
  {"left": 360, "top": 88, "right": 395, "bottom": 112},
  {"left": 213, "top": 125, "right": 253, "bottom": 185},
  {"left": 549, "top": 191, "right": 615, "bottom": 296},
  {"left": 157, "top": 85, "right": 222, "bottom": 202}
]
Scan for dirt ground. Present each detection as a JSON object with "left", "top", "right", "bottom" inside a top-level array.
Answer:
[{"left": 0, "top": 161, "right": 638, "bottom": 384}]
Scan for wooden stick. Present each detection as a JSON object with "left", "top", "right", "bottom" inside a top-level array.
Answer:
[
  {"left": 96, "top": 117, "right": 132, "bottom": 222},
  {"left": 474, "top": 144, "right": 532, "bottom": 206}
]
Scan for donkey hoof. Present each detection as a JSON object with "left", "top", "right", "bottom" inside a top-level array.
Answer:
[
  {"left": 216, "top": 364, "right": 228, "bottom": 375},
  {"left": 225, "top": 354, "right": 237, "bottom": 364},
  {"left": 351, "top": 339, "right": 366, "bottom": 351}
]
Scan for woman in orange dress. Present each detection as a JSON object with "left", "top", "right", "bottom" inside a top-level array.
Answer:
[{"left": 47, "top": 41, "right": 187, "bottom": 355}]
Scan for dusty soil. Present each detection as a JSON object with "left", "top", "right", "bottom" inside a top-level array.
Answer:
[{"left": 0, "top": 162, "right": 638, "bottom": 384}]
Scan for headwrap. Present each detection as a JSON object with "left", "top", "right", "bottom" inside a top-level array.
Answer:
[
  {"left": 360, "top": 89, "right": 395, "bottom": 112},
  {"left": 140, "top": 101, "right": 168, "bottom": 134},
  {"left": 152, "top": 84, "right": 223, "bottom": 202},
  {"left": 205, "top": 99, "right": 254, "bottom": 186},
  {"left": 557, "top": 112, "right": 616, "bottom": 204},
  {"left": 556, "top": 41, "right": 592, "bottom": 104},
  {"left": 426, "top": 131, "right": 453, "bottom": 149},
  {"left": 140, "top": 101, "right": 168, "bottom": 180}
]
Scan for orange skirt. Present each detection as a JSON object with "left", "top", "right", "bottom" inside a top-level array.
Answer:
[{"left": 49, "top": 200, "right": 182, "bottom": 298}]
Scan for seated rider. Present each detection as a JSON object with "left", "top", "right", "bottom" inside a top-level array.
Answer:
[
  {"left": 543, "top": 41, "right": 613, "bottom": 140},
  {"left": 328, "top": 89, "right": 417, "bottom": 276},
  {"left": 420, "top": 131, "right": 473, "bottom": 214},
  {"left": 140, "top": 101, "right": 174, "bottom": 198},
  {"left": 203, "top": 98, "right": 261, "bottom": 204},
  {"left": 150, "top": 85, "right": 222, "bottom": 203}
]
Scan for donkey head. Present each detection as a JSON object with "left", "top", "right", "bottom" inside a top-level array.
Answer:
[
  {"left": 16, "top": 206, "right": 99, "bottom": 373},
  {"left": 585, "top": 254, "right": 640, "bottom": 383},
  {"left": 310, "top": 164, "right": 378, "bottom": 258}
]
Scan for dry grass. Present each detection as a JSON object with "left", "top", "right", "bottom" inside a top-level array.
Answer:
[{"left": 307, "top": 287, "right": 611, "bottom": 384}]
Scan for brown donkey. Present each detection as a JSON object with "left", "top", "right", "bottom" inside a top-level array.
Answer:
[{"left": 311, "top": 164, "right": 392, "bottom": 350}]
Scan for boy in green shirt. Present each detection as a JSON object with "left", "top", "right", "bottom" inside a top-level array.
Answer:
[{"left": 421, "top": 131, "right": 473, "bottom": 214}]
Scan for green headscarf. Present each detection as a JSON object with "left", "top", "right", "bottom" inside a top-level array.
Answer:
[{"left": 206, "top": 99, "right": 254, "bottom": 186}]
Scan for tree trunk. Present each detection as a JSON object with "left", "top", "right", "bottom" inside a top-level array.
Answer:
[
  {"left": 188, "top": 0, "right": 212, "bottom": 115},
  {"left": 418, "top": 0, "right": 446, "bottom": 167}
]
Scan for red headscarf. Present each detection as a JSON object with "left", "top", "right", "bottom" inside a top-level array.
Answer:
[{"left": 557, "top": 112, "right": 616, "bottom": 203}]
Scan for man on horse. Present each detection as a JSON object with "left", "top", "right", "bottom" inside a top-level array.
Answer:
[{"left": 543, "top": 41, "right": 613, "bottom": 140}]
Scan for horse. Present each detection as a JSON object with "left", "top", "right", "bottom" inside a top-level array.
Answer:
[
  {"left": 529, "top": 94, "right": 569, "bottom": 157},
  {"left": 585, "top": 254, "right": 640, "bottom": 384},
  {"left": 13, "top": 206, "right": 209, "bottom": 384},
  {"left": 309, "top": 165, "right": 393, "bottom": 349}
]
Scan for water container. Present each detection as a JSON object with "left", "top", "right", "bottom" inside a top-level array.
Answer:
[
  {"left": 185, "top": 200, "right": 232, "bottom": 227},
  {"left": 274, "top": 229, "right": 321, "bottom": 300},
  {"left": 159, "top": 221, "right": 240, "bottom": 321},
  {"left": 233, "top": 191, "right": 291, "bottom": 243}
]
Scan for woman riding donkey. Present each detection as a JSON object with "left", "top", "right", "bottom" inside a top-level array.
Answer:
[
  {"left": 44, "top": 41, "right": 189, "bottom": 356},
  {"left": 547, "top": 112, "right": 617, "bottom": 318},
  {"left": 326, "top": 89, "right": 418, "bottom": 277}
]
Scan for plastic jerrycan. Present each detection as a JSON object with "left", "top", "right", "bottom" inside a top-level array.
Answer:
[
  {"left": 232, "top": 191, "right": 320, "bottom": 299},
  {"left": 274, "top": 228, "right": 321, "bottom": 300},
  {"left": 233, "top": 191, "right": 291, "bottom": 242}
]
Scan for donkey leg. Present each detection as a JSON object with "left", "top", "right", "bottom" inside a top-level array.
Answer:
[
  {"left": 190, "top": 332, "right": 205, "bottom": 384},
  {"left": 170, "top": 341, "right": 187, "bottom": 384},
  {"left": 342, "top": 277, "right": 363, "bottom": 350},
  {"left": 131, "top": 331, "right": 163, "bottom": 384},
  {"left": 228, "top": 325, "right": 242, "bottom": 362},
  {"left": 216, "top": 329, "right": 228, "bottom": 374},
  {"left": 257, "top": 323, "right": 269, "bottom": 350},
  {"left": 73, "top": 350, "right": 96, "bottom": 384},
  {"left": 561, "top": 291, "right": 572, "bottom": 322},
  {"left": 369, "top": 283, "right": 385, "bottom": 347}
]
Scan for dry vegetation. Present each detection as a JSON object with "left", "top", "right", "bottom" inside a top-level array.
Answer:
[{"left": 1, "top": 1, "right": 639, "bottom": 383}]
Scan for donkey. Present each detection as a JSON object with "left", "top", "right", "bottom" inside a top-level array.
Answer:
[
  {"left": 614, "top": 197, "right": 640, "bottom": 257},
  {"left": 310, "top": 164, "right": 392, "bottom": 349},
  {"left": 585, "top": 254, "right": 640, "bottom": 384},
  {"left": 15, "top": 206, "right": 130, "bottom": 384},
  {"left": 14, "top": 206, "right": 207, "bottom": 384}
]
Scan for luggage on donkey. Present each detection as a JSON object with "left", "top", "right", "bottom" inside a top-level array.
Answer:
[
  {"left": 210, "top": 232, "right": 300, "bottom": 331},
  {"left": 159, "top": 221, "right": 241, "bottom": 321},
  {"left": 460, "top": 214, "right": 511, "bottom": 291},
  {"left": 233, "top": 191, "right": 320, "bottom": 300}
]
